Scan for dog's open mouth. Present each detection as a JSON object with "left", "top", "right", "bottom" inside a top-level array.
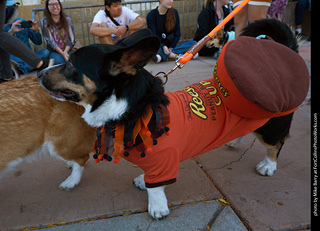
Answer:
[{"left": 50, "top": 89, "right": 79, "bottom": 101}]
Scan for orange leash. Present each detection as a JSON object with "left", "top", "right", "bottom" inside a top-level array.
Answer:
[{"left": 160, "top": 0, "right": 251, "bottom": 79}]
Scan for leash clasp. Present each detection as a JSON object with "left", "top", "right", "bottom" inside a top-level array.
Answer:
[{"left": 155, "top": 60, "right": 185, "bottom": 86}]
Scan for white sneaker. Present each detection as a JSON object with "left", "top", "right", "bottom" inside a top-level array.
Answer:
[
  {"left": 193, "top": 53, "right": 199, "bottom": 59},
  {"left": 153, "top": 54, "right": 162, "bottom": 63}
]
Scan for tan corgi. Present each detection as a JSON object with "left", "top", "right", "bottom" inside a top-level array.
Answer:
[{"left": 0, "top": 76, "right": 96, "bottom": 190}]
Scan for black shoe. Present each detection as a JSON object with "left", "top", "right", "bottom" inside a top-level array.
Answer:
[{"left": 37, "top": 58, "right": 55, "bottom": 73}]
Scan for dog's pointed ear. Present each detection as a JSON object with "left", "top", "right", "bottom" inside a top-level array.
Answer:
[{"left": 109, "top": 29, "right": 161, "bottom": 76}]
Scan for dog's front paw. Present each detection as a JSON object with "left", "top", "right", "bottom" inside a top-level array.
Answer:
[
  {"left": 149, "top": 201, "right": 170, "bottom": 220},
  {"left": 147, "top": 186, "right": 170, "bottom": 220},
  {"left": 256, "top": 156, "right": 277, "bottom": 176},
  {"left": 133, "top": 174, "right": 146, "bottom": 191}
]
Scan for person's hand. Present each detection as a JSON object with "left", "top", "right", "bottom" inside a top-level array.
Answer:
[
  {"left": 112, "top": 26, "right": 120, "bottom": 36},
  {"left": 114, "top": 25, "right": 127, "bottom": 38},
  {"left": 62, "top": 51, "right": 70, "bottom": 62},
  {"left": 163, "top": 46, "right": 172, "bottom": 55},
  {"left": 8, "top": 19, "right": 23, "bottom": 35},
  {"left": 30, "top": 20, "right": 39, "bottom": 33}
]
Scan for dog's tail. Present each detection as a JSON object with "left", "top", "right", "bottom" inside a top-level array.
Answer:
[{"left": 239, "top": 19, "right": 299, "bottom": 53}]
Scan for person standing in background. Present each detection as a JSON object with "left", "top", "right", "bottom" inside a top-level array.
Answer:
[
  {"left": 295, "top": 0, "right": 311, "bottom": 40},
  {"left": 5, "top": 2, "right": 49, "bottom": 74},
  {"left": 0, "top": 0, "right": 49, "bottom": 82},
  {"left": 267, "top": 0, "right": 288, "bottom": 19},
  {"left": 233, "top": 0, "right": 272, "bottom": 37}
]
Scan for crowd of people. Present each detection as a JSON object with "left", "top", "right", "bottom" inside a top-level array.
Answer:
[{"left": 0, "top": 0, "right": 311, "bottom": 81}]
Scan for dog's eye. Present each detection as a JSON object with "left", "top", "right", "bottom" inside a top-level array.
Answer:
[{"left": 68, "top": 62, "right": 74, "bottom": 68}]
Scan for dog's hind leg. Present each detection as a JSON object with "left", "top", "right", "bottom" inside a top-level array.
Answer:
[
  {"left": 57, "top": 155, "right": 90, "bottom": 190},
  {"left": 59, "top": 161, "right": 84, "bottom": 190},
  {"left": 225, "top": 136, "right": 245, "bottom": 148},
  {"left": 133, "top": 174, "right": 147, "bottom": 191},
  {"left": 46, "top": 141, "right": 90, "bottom": 190},
  {"left": 254, "top": 113, "right": 293, "bottom": 176},
  {"left": 255, "top": 138, "right": 284, "bottom": 176}
]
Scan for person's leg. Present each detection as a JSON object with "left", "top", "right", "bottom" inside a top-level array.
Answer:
[
  {"left": 0, "top": 1, "right": 14, "bottom": 78},
  {"left": 0, "top": 47, "right": 13, "bottom": 79},
  {"left": 295, "top": 0, "right": 308, "bottom": 34},
  {"left": 277, "top": 0, "right": 289, "bottom": 19},
  {"left": 0, "top": 2, "right": 41, "bottom": 68},
  {"left": 10, "top": 54, "right": 30, "bottom": 74},
  {"left": 49, "top": 51, "right": 66, "bottom": 65},
  {"left": 172, "top": 41, "right": 197, "bottom": 55},
  {"left": 15, "top": 49, "right": 51, "bottom": 74},
  {"left": 157, "top": 47, "right": 169, "bottom": 62},
  {"left": 98, "top": 23, "right": 114, "bottom": 45},
  {"left": 248, "top": 5, "right": 269, "bottom": 23},
  {"left": 0, "top": 0, "right": 42, "bottom": 79},
  {"left": 234, "top": 4, "right": 248, "bottom": 38},
  {"left": 36, "top": 48, "right": 50, "bottom": 59},
  {"left": 267, "top": 0, "right": 279, "bottom": 18}
]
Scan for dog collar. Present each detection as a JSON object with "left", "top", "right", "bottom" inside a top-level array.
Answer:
[{"left": 92, "top": 105, "right": 171, "bottom": 164}]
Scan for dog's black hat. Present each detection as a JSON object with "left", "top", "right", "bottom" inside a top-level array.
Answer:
[{"left": 114, "top": 28, "right": 159, "bottom": 48}]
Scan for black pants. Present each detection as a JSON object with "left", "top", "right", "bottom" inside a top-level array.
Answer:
[
  {"left": 295, "top": 0, "right": 311, "bottom": 26},
  {"left": 0, "top": 0, "right": 41, "bottom": 79}
]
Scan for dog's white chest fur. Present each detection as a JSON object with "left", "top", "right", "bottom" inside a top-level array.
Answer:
[{"left": 81, "top": 93, "right": 128, "bottom": 127}]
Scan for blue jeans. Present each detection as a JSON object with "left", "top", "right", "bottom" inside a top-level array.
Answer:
[
  {"left": 158, "top": 40, "right": 197, "bottom": 62},
  {"left": 49, "top": 50, "right": 72, "bottom": 65},
  {"left": 10, "top": 48, "right": 50, "bottom": 74}
]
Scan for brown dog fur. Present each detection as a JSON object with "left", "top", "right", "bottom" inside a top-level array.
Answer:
[
  {"left": 206, "top": 29, "right": 225, "bottom": 49},
  {"left": 0, "top": 77, "right": 96, "bottom": 189}
]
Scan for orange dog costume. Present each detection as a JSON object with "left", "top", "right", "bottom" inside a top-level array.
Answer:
[{"left": 94, "top": 36, "right": 309, "bottom": 188}]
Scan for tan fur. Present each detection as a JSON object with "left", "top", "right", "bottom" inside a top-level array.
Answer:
[
  {"left": 255, "top": 133, "right": 283, "bottom": 162},
  {"left": 40, "top": 66, "right": 97, "bottom": 107},
  {"left": 0, "top": 77, "right": 96, "bottom": 173},
  {"left": 206, "top": 29, "right": 225, "bottom": 48}
]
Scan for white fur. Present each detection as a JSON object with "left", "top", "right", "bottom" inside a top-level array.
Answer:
[
  {"left": 225, "top": 137, "right": 244, "bottom": 148},
  {"left": 1, "top": 142, "right": 54, "bottom": 179},
  {"left": 0, "top": 142, "right": 84, "bottom": 190},
  {"left": 133, "top": 174, "right": 146, "bottom": 191},
  {"left": 256, "top": 155, "right": 277, "bottom": 176},
  {"left": 81, "top": 93, "right": 128, "bottom": 127},
  {"left": 133, "top": 174, "right": 169, "bottom": 219},
  {"left": 58, "top": 161, "right": 84, "bottom": 190},
  {"left": 147, "top": 186, "right": 170, "bottom": 220},
  {"left": 45, "top": 142, "right": 84, "bottom": 190},
  {"left": 0, "top": 158, "right": 23, "bottom": 179}
]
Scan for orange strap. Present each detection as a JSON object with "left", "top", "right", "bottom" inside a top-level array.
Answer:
[
  {"left": 178, "top": 0, "right": 250, "bottom": 64},
  {"left": 113, "top": 124, "right": 125, "bottom": 162}
]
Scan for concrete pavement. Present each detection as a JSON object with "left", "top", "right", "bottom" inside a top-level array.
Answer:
[{"left": 0, "top": 41, "right": 311, "bottom": 231}]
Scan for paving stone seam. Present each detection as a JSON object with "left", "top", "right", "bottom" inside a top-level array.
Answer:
[
  {"left": 205, "top": 203, "right": 225, "bottom": 229},
  {"left": 20, "top": 199, "right": 221, "bottom": 231},
  {"left": 192, "top": 157, "right": 251, "bottom": 230},
  {"left": 213, "top": 139, "right": 257, "bottom": 171}
]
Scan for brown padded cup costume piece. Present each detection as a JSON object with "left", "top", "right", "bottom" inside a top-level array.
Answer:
[{"left": 213, "top": 36, "right": 310, "bottom": 119}]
